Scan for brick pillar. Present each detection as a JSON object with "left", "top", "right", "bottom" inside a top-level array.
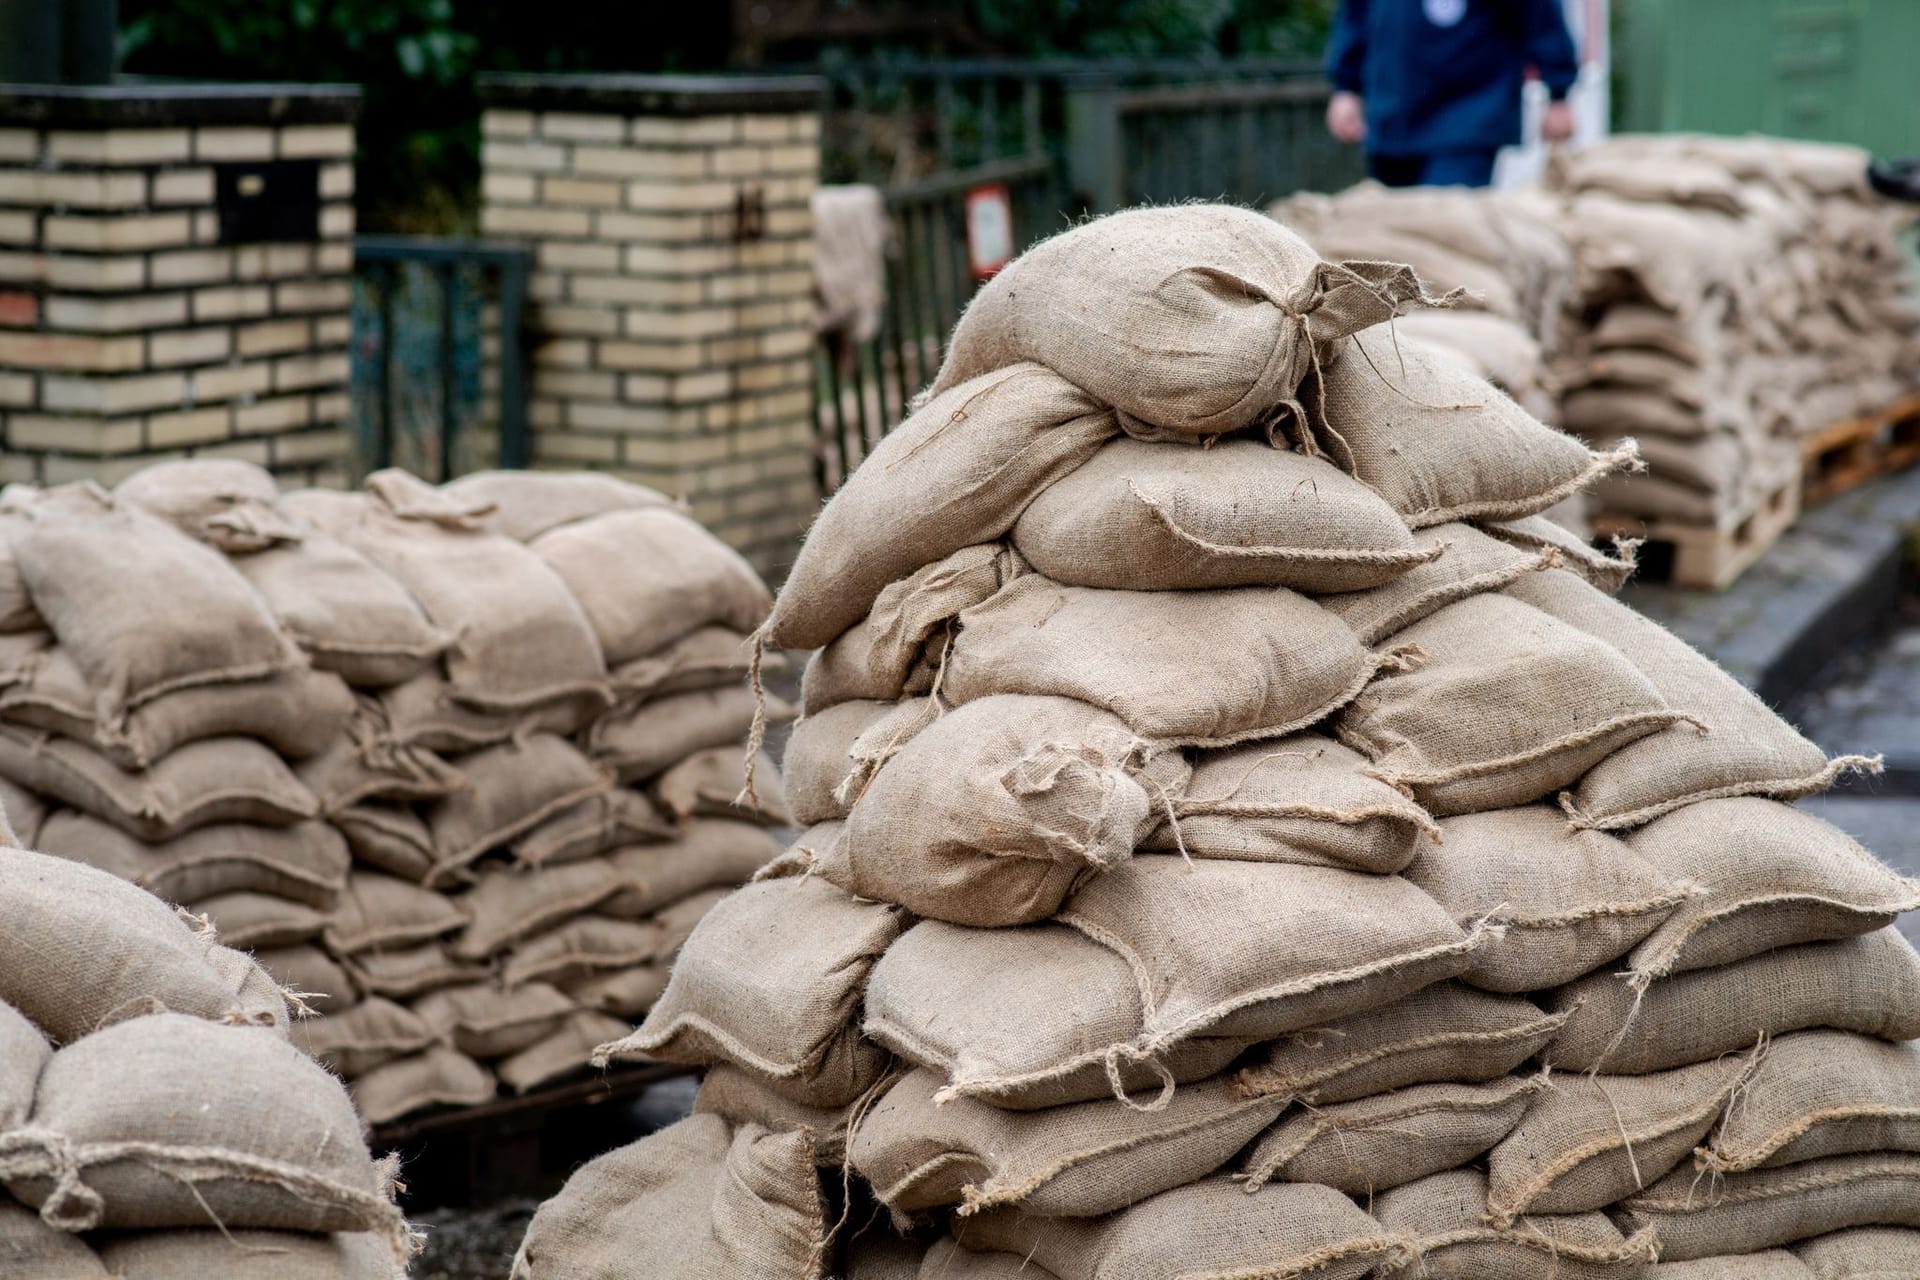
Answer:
[
  {"left": 0, "top": 83, "right": 360, "bottom": 487},
  {"left": 476, "top": 73, "right": 825, "bottom": 576}
]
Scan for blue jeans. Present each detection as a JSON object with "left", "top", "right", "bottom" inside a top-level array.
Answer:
[{"left": 1366, "top": 149, "right": 1499, "bottom": 188}]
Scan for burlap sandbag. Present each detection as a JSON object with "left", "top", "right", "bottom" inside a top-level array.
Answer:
[
  {"left": 767, "top": 364, "right": 1117, "bottom": 651},
  {"left": 1547, "top": 930, "right": 1920, "bottom": 1074},
  {"left": 0, "top": 728, "right": 318, "bottom": 842},
  {"left": 0, "top": 1201, "right": 109, "bottom": 1279},
  {"left": 452, "top": 859, "right": 642, "bottom": 961},
  {"left": 802, "top": 544, "right": 1022, "bottom": 713},
  {"left": 1648, "top": 1253, "right": 1812, "bottom": 1279},
  {"left": 509, "top": 789, "right": 674, "bottom": 868},
  {"left": 0, "top": 847, "right": 252, "bottom": 1043},
  {"left": 0, "top": 653, "right": 352, "bottom": 768},
  {"left": 1242, "top": 1074, "right": 1541, "bottom": 1196},
  {"left": 783, "top": 700, "right": 933, "bottom": 828},
  {"left": 378, "top": 672, "right": 599, "bottom": 753},
  {"left": 255, "top": 945, "right": 357, "bottom": 1015},
  {"left": 945, "top": 575, "right": 1383, "bottom": 748},
  {"left": 503, "top": 917, "right": 663, "bottom": 991},
  {"left": 498, "top": 1010, "right": 630, "bottom": 1094},
  {"left": 1484, "top": 514, "right": 1640, "bottom": 594},
  {"left": 956, "top": 1175, "right": 1407, "bottom": 1280},
  {"left": 1336, "top": 592, "right": 1686, "bottom": 815},
  {"left": 114, "top": 459, "right": 299, "bottom": 553},
  {"left": 0, "top": 998, "right": 49, "bottom": 1128},
  {"left": 324, "top": 872, "right": 467, "bottom": 955},
  {"left": 1485, "top": 1053, "right": 1756, "bottom": 1222},
  {"left": 97, "top": 1229, "right": 403, "bottom": 1280},
  {"left": 1624, "top": 798, "right": 1920, "bottom": 987},
  {"left": 598, "top": 819, "right": 782, "bottom": 920},
  {"left": 933, "top": 203, "right": 1432, "bottom": 440},
  {"left": 1057, "top": 855, "right": 1485, "bottom": 1056},
  {"left": 1231, "top": 982, "right": 1569, "bottom": 1106},
  {"left": 1701, "top": 1030, "right": 1920, "bottom": 1172},
  {"left": 10, "top": 485, "right": 303, "bottom": 720},
  {"left": 1011, "top": 437, "right": 1438, "bottom": 594},
  {"left": 441, "top": 468, "right": 671, "bottom": 542},
  {"left": 865, "top": 920, "right": 1255, "bottom": 1110},
  {"left": 1613, "top": 1153, "right": 1920, "bottom": 1261},
  {"left": 1509, "top": 570, "right": 1877, "bottom": 829},
  {"left": 1372, "top": 1169, "right": 1657, "bottom": 1280},
  {"left": 611, "top": 625, "right": 762, "bottom": 704},
  {"left": 653, "top": 746, "right": 788, "bottom": 826},
  {"left": 1309, "top": 327, "right": 1638, "bottom": 527},
  {"left": 533, "top": 508, "right": 770, "bottom": 668},
  {"left": 913, "top": 1238, "right": 1056, "bottom": 1278},
  {"left": 37, "top": 811, "right": 349, "bottom": 910},
  {"left": 206, "top": 944, "right": 291, "bottom": 1035},
  {"left": 190, "top": 891, "right": 326, "bottom": 949},
  {"left": 1407, "top": 806, "right": 1691, "bottom": 992},
  {"left": 0, "top": 773, "right": 45, "bottom": 846},
  {"left": 1793, "top": 1226, "right": 1920, "bottom": 1278},
  {"left": 562, "top": 960, "right": 670, "bottom": 1020},
  {"left": 345, "top": 944, "right": 488, "bottom": 1001},
  {"left": 314, "top": 478, "right": 609, "bottom": 712},
  {"left": 424, "top": 734, "right": 611, "bottom": 881},
  {"left": 350, "top": 1046, "right": 496, "bottom": 1126},
  {"left": 1319, "top": 522, "right": 1560, "bottom": 646},
  {"left": 586, "top": 684, "right": 772, "bottom": 784},
  {"left": 1141, "top": 734, "right": 1439, "bottom": 873},
  {"left": 296, "top": 714, "right": 463, "bottom": 816},
  {"left": 838, "top": 694, "right": 1190, "bottom": 927},
  {"left": 509, "top": 1114, "right": 827, "bottom": 1280},
  {"left": 851, "top": 1067, "right": 1284, "bottom": 1220},
  {"left": 334, "top": 805, "right": 436, "bottom": 883},
  {"left": 601, "top": 875, "right": 904, "bottom": 1108},
  {"left": 0, "top": 1014, "right": 403, "bottom": 1240},
  {"left": 694, "top": 1061, "right": 863, "bottom": 1167},
  {"left": 231, "top": 528, "right": 451, "bottom": 689},
  {"left": 292, "top": 997, "right": 437, "bottom": 1078}
]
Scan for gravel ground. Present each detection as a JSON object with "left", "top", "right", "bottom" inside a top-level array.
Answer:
[{"left": 412, "top": 1201, "right": 537, "bottom": 1280}]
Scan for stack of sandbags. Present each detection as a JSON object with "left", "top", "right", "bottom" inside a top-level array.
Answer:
[
  {"left": 1546, "top": 134, "right": 1920, "bottom": 529},
  {"left": 510, "top": 205, "right": 1918, "bottom": 1279},
  {"left": 0, "top": 462, "right": 788, "bottom": 1128},
  {"left": 0, "top": 842, "right": 411, "bottom": 1277}
]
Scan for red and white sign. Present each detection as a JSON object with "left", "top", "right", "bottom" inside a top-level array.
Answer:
[{"left": 965, "top": 184, "right": 1015, "bottom": 281}]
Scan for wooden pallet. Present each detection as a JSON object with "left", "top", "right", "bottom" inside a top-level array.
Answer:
[
  {"left": 1802, "top": 389, "right": 1920, "bottom": 505},
  {"left": 1593, "top": 471, "right": 1802, "bottom": 591}
]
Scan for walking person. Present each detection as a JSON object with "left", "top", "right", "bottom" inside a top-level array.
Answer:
[{"left": 1325, "top": 0, "right": 1580, "bottom": 188}]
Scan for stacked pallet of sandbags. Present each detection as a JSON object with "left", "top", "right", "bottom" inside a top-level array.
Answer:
[
  {"left": 0, "top": 842, "right": 412, "bottom": 1276},
  {"left": 1547, "top": 134, "right": 1920, "bottom": 536},
  {"left": 0, "top": 462, "right": 787, "bottom": 1128},
  {"left": 510, "top": 205, "right": 1918, "bottom": 1279}
]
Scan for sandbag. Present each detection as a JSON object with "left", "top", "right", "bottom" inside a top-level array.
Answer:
[
  {"left": 254, "top": 945, "right": 357, "bottom": 1015},
  {"left": 1510, "top": 570, "right": 1875, "bottom": 829},
  {"left": 694, "top": 1061, "right": 863, "bottom": 1167},
  {"left": 96, "top": 1229, "right": 402, "bottom": 1280},
  {"left": 296, "top": 717, "right": 462, "bottom": 816},
  {"left": 292, "top": 997, "right": 436, "bottom": 1078},
  {"left": 37, "top": 811, "right": 350, "bottom": 911},
  {"left": 610, "top": 625, "right": 761, "bottom": 703},
  {"left": 865, "top": 920, "right": 1255, "bottom": 1110},
  {"left": 1140, "top": 734, "right": 1438, "bottom": 873},
  {"left": 1612, "top": 1153, "right": 1920, "bottom": 1261},
  {"left": 1319, "top": 521, "right": 1559, "bottom": 645},
  {"left": 1648, "top": 1254, "right": 1811, "bottom": 1279},
  {"left": 502, "top": 917, "right": 663, "bottom": 990},
  {"left": 783, "top": 701, "right": 893, "bottom": 826},
  {"left": 441, "top": 468, "right": 671, "bottom": 541},
  {"left": 0, "top": 727, "right": 318, "bottom": 841},
  {"left": 1241, "top": 1074, "right": 1540, "bottom": 1196},
  {"left": 509, "top": 1114, "right": 828, "bottom": 1280},
  {"left": 378, "top": 672, "right": 598, "bottom": 753},
  {"left": 191, "top": 891, "right": 327, "bottom": 949},
  {"left": 206, "top": 945, "right": 291, "bottom": 1034},
  {"left": 510, "top": 788, "right": 674, "bottom": 868},
  {"left": 1547, "top": 929, "right": 1920, "bottom": 1073},
  {"left": 1011, "top": 437, "right": 1438, "bottom": 593},
  {"left": 0, "top": 999, "right": 49, "bottom": 1128},
  {"left": 1336, "top": 592, "right": 1686, "bottom": 815},
  {"left": 565, "top": 962, "right": 670, "bottom": 1019},
  {"left": 1624, "top": 798, "right": 1920, "bottom": 987},
  {"left": 586, "top": 684, "right": 769, "bottom": 784},
  {"left": 1311, "top": 327, "right": 1636, "bottom": 527},
  {"left": 1232, "top": 982, "right": 1569, "bottom": 1105},
  {"left": 933, "top": 203, "right": 1428, "bottom": 439},
  {"left": 602, "top": 875, "right": 904, "bottom": 1108},
  {"left": 424, "top": 734, "right": 611, "bottom": 880},
  {"left": 1372, "top": 1169, "right": 1656, "bottom": 1280},
  {"left": 1407, "top": 806, "right": 1690, "bottom": 992},
  {"left": 955, "top": 1175, "right": 1404, "bottom": 1280},
  {"left": 0, "top": 847, "right": 250, "bottom": 1043},
  {"left": 1485, "top": 1054, "right": 1756, "bottom": 1222},
  {"left": 653, "top": 746, "right": 788, "bottom": 826},
  {"left": 0, "top": 773, "right": 46, "bottom": 845},
  {"left": 1701, "top": 1030, "right": 1920, "bottom": 1172},
  {"left": 599, "top": 819, "right": 782, "bottom": 919},
  {"left": 324, "top": 872, "right": 467, "bottom": 954},
  {"left": 334, "top": 805, "right": 436, "bottom": 883},
  {"left": 1793, "top": 1226, "right": 1920, "bottom": 1278},
  {"left": 915, "top": 1239, "right": 1056, "bottom": 1279},
  {"left": 114, "top": 459, "right": 297, "bottom": 553},
  {"left": 837, "top": 694, "right": 1189, "bottom": 927},
  {"left": 0, "top": 1201, "right": 109, "bottom": 1279},
  {"left": 1484, "top": 514, "right": 1640, "bottom": 594},
  {"left": 533, "top": 507, "right": 771, "bottom": 667},
  {"left": 346, "top": 944, "right": 489, "bottom": 1000},
  {"left": 766, "top": 364, "right": 1117, "bottom": 650},
  {"left": 0, "top": 1014, "right": 402, "bottom": 1238},
  {"left": 452, "top": 859, "right": 642, "bottom": 960},
  {"left": 10, "top": 485, "right": 302, "bottom": 719},
  {"left": 350, "top": 1046, "right": 496, "bottom": 1126},
  {"left": 497, "top": 1010, "right": 630, "bottom": 1093},
  {"left": 945, "top": 574, "right": 1381, "bottom": 747},
  {"left": 851, "top": 1067, "right": 1284, "bottom": 1219}
]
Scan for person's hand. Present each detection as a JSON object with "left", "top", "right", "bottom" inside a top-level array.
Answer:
[
  {"left": 1541, "top": 100, "right": 1576, "bottom": 144},
  {"left": 1326, "top": 91, "right": 1367, "bottom": 145}
]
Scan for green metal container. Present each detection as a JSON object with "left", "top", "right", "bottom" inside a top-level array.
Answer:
[{"left": 1616, "top": 0, "right": 1920, "bottom": 160}]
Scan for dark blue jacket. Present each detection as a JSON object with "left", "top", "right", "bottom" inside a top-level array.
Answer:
[{"left": 1327, "top": 0, "right": 1580, "bottom": 156}]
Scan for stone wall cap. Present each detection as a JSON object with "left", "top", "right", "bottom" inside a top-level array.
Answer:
[
  {"left": 0, "top": 80, "right": 363, "bottom": 127},
  {"left": 475, "top": 72, "right": 826, "bottom": 117}
]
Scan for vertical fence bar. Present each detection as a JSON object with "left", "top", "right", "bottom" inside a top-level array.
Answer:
[
  {"left": 981, "top": 77, "right": 1001, "bottom": 162},
  {"left": 934, "top": 74, "right": 956, "bottom": 170},
  {"left": 496, "top": 247, "right": 529, "bottom": 469},
  {"left": 375, "top": 261, "right": 397, "bottom": 471},
  {"left": 435, "top": 262, "right": 458, "bottom": 481},
  {"left": 1021, "top": 77, "right": 1042, "bottom": 159}
]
